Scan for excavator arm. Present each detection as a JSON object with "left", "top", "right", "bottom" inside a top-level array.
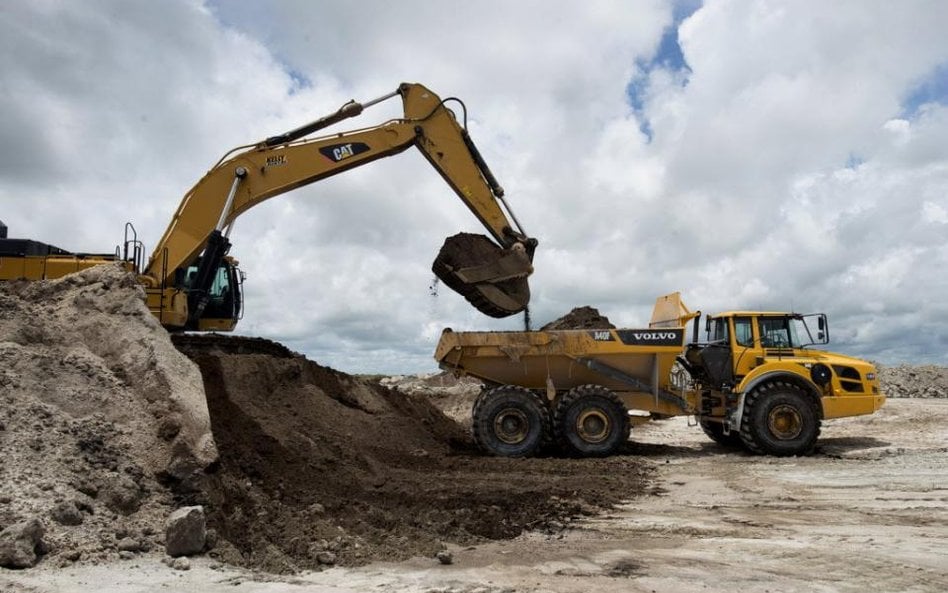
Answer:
[{"left": 141, "top": 83, "right": 536, "bottom": 329}]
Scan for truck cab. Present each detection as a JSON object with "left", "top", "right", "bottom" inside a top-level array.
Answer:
[
  {"left": 701, "top": 311, "right": 828, "bottom": 383},
  {"left": 683, "top": 310, "right": 884, "bottom": 455}
]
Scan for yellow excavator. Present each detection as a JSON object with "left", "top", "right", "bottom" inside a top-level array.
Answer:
[{"left": 0, "top": 83, "right": 537, "bottom": 330}]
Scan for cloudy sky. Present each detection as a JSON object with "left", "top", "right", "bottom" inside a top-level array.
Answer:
[{"left": 2, "top": 1, "right": 947, "bottom": 373}]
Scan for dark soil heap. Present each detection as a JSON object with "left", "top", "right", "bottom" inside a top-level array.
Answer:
[
  {"left": 540, "top": 306, "right": 616, "bottom": 331},
  {"left": 172, "top": 334, "right": 651, "bottom": 573}
]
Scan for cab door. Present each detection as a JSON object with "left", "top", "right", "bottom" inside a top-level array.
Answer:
[{"left": 730, "top": 316, "right": 762, "bottom": 380}]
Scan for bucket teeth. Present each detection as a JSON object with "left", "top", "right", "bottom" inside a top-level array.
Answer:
[{"left": 432, "top": 233, "right": 531, "bottom": 318}]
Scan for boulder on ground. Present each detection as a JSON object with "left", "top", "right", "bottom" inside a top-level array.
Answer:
[
  {"left": 49, "top": 500, "right": 83, "bottom": 526},
  {"left": 0, "top": 518, "right": 46, "bottom": 569},
  {"left": 165, "top": 506, "right": 206, "bottom": 557}
]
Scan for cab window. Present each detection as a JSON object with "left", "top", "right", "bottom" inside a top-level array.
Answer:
[
  {"left": 734, "top": 317, "right": 754, "bottom": 347},
  {"left": 759, "top": 317, "right": 792, "bottom": 348},
  {"left": 709, "top": 318, "right": 728, "bottom": 343}
]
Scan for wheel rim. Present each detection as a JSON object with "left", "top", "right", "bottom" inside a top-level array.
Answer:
[
  {"left": 576, "top": 409, "right": 610, "bottom": 443},
  {"left": 768, "top": 404, "right": 803, "bottom": 440},
  {"left": 494, "top": 408, "right": 530, "bottom": 444}
]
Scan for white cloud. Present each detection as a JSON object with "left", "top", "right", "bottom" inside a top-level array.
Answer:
[
  {"left": 922, "top": 201, "right": 948, "bottom": 224},
  {"left": 2, "top": 0, "right": 948, "bottom": 372}
]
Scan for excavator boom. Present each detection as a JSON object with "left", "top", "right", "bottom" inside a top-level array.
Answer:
[
  {"left": 2, "top": 83, "right": 536, "bottom": 330},
  {"left": 138, "top": 82, "right": 535, "bottom": 328}
]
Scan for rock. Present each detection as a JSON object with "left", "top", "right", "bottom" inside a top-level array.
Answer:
[
  {"left": 165, "top": 506, "right": 206, "bottom": 557},
  {"left": 0, "top": 518, "right": 46, "bottom": 569},
  {"left": 116, "top": 537, "right": 141, "bottom": 552},
  {"left": 74, "top": 480, "right": 99, "bottom": 498},
  {"left": 119, "top": 551, "right": 135, "bottom": 560},
  {"left": 101, "top": 474, "right": 143, "bottom": 515},
  {"left": 157, "top": 415, "right": 182, "bottom": 441},
  {"left": 204, "top": 527, "right": 218, "bottom": 551},
  {"left": 172, "top": 556, "right": 191, "bottom": 571},
  {"left": 436, "top": 549, "right": 454, "bottom": 565},
  {"left": 50, "top": 500, "right": 84, "bottom": 526},
  {"left": 316, "top": 551, "right": 336, "bottom": 565}
]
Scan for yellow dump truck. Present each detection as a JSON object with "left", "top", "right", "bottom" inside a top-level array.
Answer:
[{"left": 434, "top": 293, "right": 885, "bottom": 457}]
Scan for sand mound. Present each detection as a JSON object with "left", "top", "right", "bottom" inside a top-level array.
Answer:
[{"left": 0, "top": 264, "right": 215, "bottom": 565}]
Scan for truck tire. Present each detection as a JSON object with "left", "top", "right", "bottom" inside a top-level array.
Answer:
[
  {"left": 472, "top": 385, "right": 549, "bottom": 457},
  {"left": 554, "top": 384, "right": 629, "bottom": 457},
  {"left": 739, "top": 381, "right": 821, "bottom": 456},
  {"left": 699, "top": 418, "right": 745, "bottom": 449}
]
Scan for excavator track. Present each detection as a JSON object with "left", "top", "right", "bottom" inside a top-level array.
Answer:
[{"left": 432, "top": 233, "right": 531, "bottom": 318}]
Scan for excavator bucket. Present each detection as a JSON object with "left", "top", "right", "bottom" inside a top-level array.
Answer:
[{"left": 432, "top": 233, "right": 533, "bottom": 318}]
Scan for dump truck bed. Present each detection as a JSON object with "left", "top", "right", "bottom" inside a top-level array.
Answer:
[{"left": 435, "top": 326, "right": 691, "bottom": 415}]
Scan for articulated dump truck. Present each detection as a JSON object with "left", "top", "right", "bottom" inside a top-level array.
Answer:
[{"left": 434, "top": 293, "right": 885, "bottom": 458}]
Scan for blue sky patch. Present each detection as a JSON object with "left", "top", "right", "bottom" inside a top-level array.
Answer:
[
  {"left": 626, "top": 0, "right": 702, "bottom": 141},
  {"left": 902, "top": 62, "right": 948, "bottom": 118}
]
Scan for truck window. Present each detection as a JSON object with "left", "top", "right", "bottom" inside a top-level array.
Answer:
[
  {"left": 734, "top": 317, "right": 753, "bottom": 347},
  {"left": 759, "top": 317, "right": 792, "bottom": 348},
  {"left": 710, "top": 318, "right": 728, "bottom": 343}
]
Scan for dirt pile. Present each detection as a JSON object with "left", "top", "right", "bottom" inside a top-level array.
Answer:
[
  {"left": 540, "top": 306, "right": 615, "bottom": 331},
  {"left": 879, "top": 364, "right": 948, "bottom": 398},
  {"left": 172, "top": 334, "right": 652, "bottom": 573},
  {"left": 379, "top": 372, "right": 483, "bottom": 428},
  {"left": 0, "top": 264, "right": 216, "bottom": 567}
]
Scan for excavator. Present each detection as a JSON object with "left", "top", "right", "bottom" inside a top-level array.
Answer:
[{"left": 0, "top": 83, "right": 537, "bottom": 330}]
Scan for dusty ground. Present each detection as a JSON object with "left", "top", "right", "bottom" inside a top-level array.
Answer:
[{"left": 4, "top": 397, "right": 946, "bottom": 592}]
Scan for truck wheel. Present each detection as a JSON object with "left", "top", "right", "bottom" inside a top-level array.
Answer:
[
  {"left": 554, "top": 385, "right": 629, "bottom": 457},
  {"left": 739, "top": 381, "right": 821, "bottom": 456},
  {"left": 472, "top": 385, "right": 550, "bottom": 457},
  {"left": 699, "top": 418, "right": 745, "bottom": 449}
]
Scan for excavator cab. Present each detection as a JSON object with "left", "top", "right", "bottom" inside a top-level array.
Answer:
[{"left": 177, "top": 257, "right": 242, "bottom": 331}]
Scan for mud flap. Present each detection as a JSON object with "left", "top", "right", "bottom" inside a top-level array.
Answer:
[{"left": 432, "top": 233, "right": 532, "bottom": 318}]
